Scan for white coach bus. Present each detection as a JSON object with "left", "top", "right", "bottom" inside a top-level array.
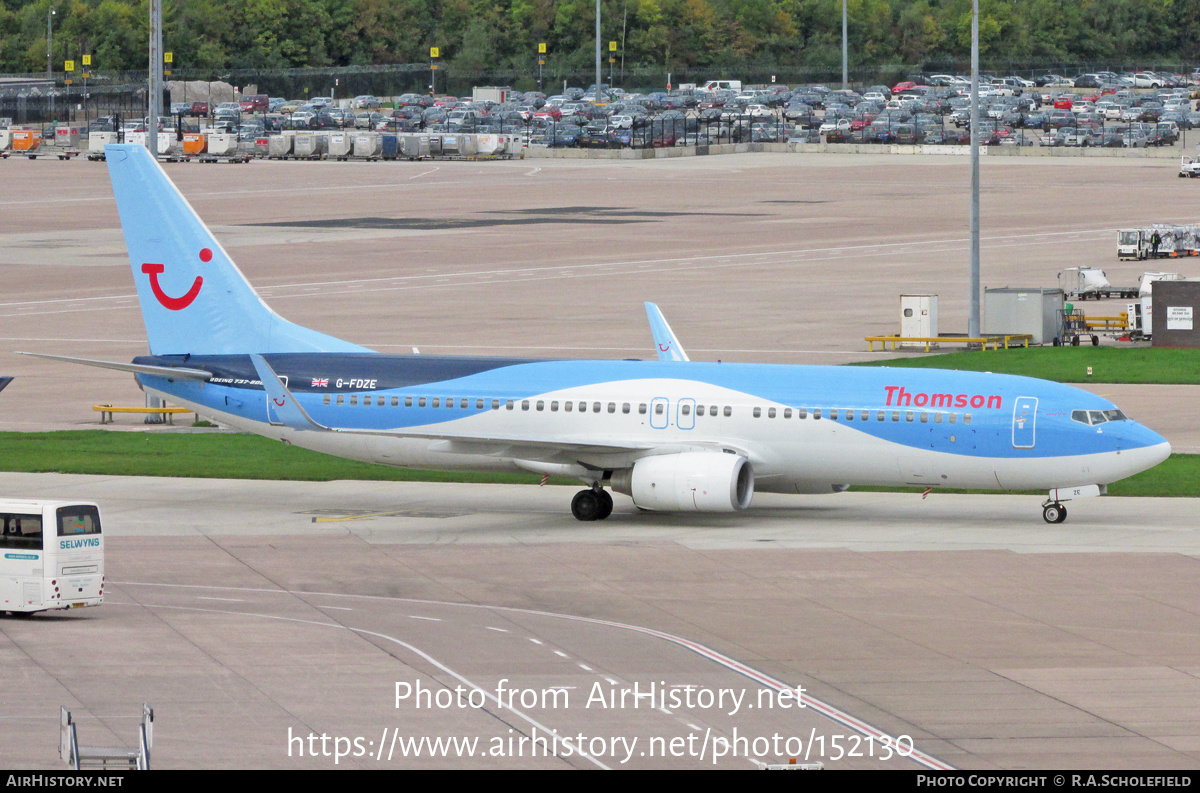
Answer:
[{"left": 0, "top": 500, "right": 104, "bottom": 614}]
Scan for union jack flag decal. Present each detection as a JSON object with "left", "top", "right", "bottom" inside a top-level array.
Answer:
[{"left": 311, "top": 377, "right": 329, "bottom": 387}]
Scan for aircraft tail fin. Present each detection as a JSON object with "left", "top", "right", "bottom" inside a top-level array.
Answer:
[{"left": 104, "top": 144, "right": 371, "bottom": 356}]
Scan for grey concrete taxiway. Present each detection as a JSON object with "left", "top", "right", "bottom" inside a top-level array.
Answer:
[{"left": 2, "top": 152, "right": 1200, "bottom": 769}]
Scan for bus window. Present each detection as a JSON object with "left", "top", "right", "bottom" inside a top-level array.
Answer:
[
  {"left": 0, "top": 513, "right": 43, "bottom": 550},
  {"left": 58, "top": 505, "right": 101, "bottom": 536}
]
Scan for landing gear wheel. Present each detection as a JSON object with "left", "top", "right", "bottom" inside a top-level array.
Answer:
[
  {"left": 1071, "top": 335, "right": 1080, "bottom": 346},
  {"left": 571, "top": 489, "right": 602, "bottom": 521},
  {"left": 596, "top": 489, "right": 613, "bottom": 520},
  {"left": 1042, "top": 503, "right": 1067, "bottom": 524},
  {"left": 1091, "top": 335, "right": 1099, "bottom": 346}
]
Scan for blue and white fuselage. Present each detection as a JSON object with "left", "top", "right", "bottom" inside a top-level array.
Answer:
[{"left": 24, "top": 145, "right": 1171, "bottom": 523}]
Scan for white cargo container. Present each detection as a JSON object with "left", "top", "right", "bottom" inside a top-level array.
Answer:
[
  {"left": 352, "top": 132, "right": 381, "bottom": 158},
  {"left": 327, "top": 133, "right": 352, "bottom": 159},
  {"left": 268, "top": 134, "right": 293, "bottom": 159},
  {"left": 88, "top": 131, "right": 117, "bottom": 153},
  {"left": 206, "top": 132, "right": 238, "bottom": 156}
]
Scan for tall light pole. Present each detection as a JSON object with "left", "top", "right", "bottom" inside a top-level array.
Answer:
[
  {"left": 148, "top": 0, "right": 163, "bottom": 157},
  {"left": 841, "top": 0, "right": 848, "bottom": 90},
  {"left": 46, "top": 8, "right": 55, "bottom": 80},
  {"left": 595, "top": 0, "right": 604, "bottom": 102},
  {"left": 968, "top": 0, "right": 981, "bottom": 338}
]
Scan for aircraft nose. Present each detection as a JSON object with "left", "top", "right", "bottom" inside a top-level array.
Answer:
[{"left": 1116, "top": 422, "right": 1171, "bottom": 475}]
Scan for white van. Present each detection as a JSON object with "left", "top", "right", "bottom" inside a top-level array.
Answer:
[{"left": 700, "top": 80, "right": 742, "bottom": 93}]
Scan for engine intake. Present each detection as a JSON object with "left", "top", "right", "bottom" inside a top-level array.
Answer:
[{"left": 611, "top": 452, "right": 754, "bottom": 512}]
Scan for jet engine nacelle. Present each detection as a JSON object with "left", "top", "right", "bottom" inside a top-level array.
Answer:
[{"left": 612, "top": 452, "right": 754, "bottom": 512}]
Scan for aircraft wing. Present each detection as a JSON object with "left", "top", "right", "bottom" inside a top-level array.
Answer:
[
  {"left": 249, "top": 354, "right": 655, "bottom": 461},
  {"left": 0, "top": 377, "right": 11, "bottom": 393},
  {"left": 645, "top": 302, "right": 690, "bottom": 362}
]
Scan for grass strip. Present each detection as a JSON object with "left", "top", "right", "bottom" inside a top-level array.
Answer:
[
  {"left": 851, "top": 346, "right": 1200, "bottom": 385},
  {"left": 0, "top": 430, "right": 556, "bottom": 485}
]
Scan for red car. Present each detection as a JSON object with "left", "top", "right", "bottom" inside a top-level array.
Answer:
[
  {"left": 239, "top": 94, "right": 269, "bottom": 113},
  {"left": 189, "top": 101, "right": 211, "bottom": 116}
]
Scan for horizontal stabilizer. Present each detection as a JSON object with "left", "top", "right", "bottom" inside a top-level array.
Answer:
[{"left": 16, "top": 352, "right": 213, "bottom": 381}]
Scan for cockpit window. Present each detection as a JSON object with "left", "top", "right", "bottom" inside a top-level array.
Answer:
[{"left": 1072, "top": 409, "right": 1128, "bottom": 425}]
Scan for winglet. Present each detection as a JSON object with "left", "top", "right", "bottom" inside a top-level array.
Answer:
[
  {"left": 645, "top": 302, "right": 690, "bottom": 362},
  {"left": 249, "top": 354, "right": 330, "bottom": 431}
]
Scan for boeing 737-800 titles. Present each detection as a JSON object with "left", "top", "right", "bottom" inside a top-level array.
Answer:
[{"left": 23, "top": 145, "right": 1171, "bottom": 523}]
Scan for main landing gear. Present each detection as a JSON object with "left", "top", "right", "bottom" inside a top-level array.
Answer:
[
  {"left": 571, "top": 487, "right": 613, "bottom": 521},
  {"left": 1042, "top": 501, "right": 1068, "bottom": 524}
]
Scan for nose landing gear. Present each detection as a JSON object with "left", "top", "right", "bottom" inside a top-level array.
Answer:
[
  {"left": 571, "top": 487, "right": 614, "bottom": 521},
  {"left": 1042, "top": 501, "right": 1067, "bottom": 524}
]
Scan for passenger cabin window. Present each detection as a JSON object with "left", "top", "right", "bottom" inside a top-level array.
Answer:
[
  {"left": 522, "top": 400, "right": 530, "bottom": 411},
  {"left": 323, "top": 395, "right": 331, "bottom": 405},
  {"left": 622, "top": 403, "right": 631, "bottom": 414},
  {"left": 830, "top": 409, "right": 838, "bottom": 420},
  {"left": 0, "top": 513, "right": 42, "bottom": 550},
  {"left": 431, "top": 398, "right": 439, "bottom": 408},
  {"left": 724, "top": 406, "right": 732, "bottom": 417},
  {"left": 753, "top": 407, "right": 762, "bottom": 418},
  {"left": 350, "top": 395, "right": 358, "bottom": 406},
  {"left": 405, "top": 397, "right": 413, "bottom": 407},
  {"left": 392, "top": 397, "right": 400, "bottom": 407},
  {"left": 476, "top": 399, "right": 484, "bottom": 409}
]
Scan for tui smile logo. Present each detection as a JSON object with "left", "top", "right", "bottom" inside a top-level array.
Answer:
[{"left": 141, "top": 247, "right": 210, "bottom": 310}]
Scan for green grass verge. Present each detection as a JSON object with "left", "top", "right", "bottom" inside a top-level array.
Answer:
[
  {"left": 0, "top": 431, "right": 560, "bottom": 485},
  {"left": 851, "top": 346, "right": 1200, "bottom": 384},
  {"left": 0, "top": 430, "right": 1193, "bottom": 497}
]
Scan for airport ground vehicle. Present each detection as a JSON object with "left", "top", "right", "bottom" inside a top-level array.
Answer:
[
  {"left": 29, "top": 145, "right": 1171, "bottom": 525},
  {"left": 1118, "top": 226, "right": 1200, "bottom": 259},
  {"left": 1180, "top": 155, "right": 1200, "bottom": 177},
  {"left": 0, "top": 500, "right": 103, "bottom": 614},
  {"left": 1057, "top": 267, "right": 1139, "bottom": 300}
]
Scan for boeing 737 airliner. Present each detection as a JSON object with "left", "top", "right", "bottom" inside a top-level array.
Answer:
[{"left": 24, "top": 145, "right": 1171, "bottom": 523}]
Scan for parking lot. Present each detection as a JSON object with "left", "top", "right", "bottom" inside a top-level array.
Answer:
[{"left": 3, "top": 150, "right": 1200, "bottom": 769}]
